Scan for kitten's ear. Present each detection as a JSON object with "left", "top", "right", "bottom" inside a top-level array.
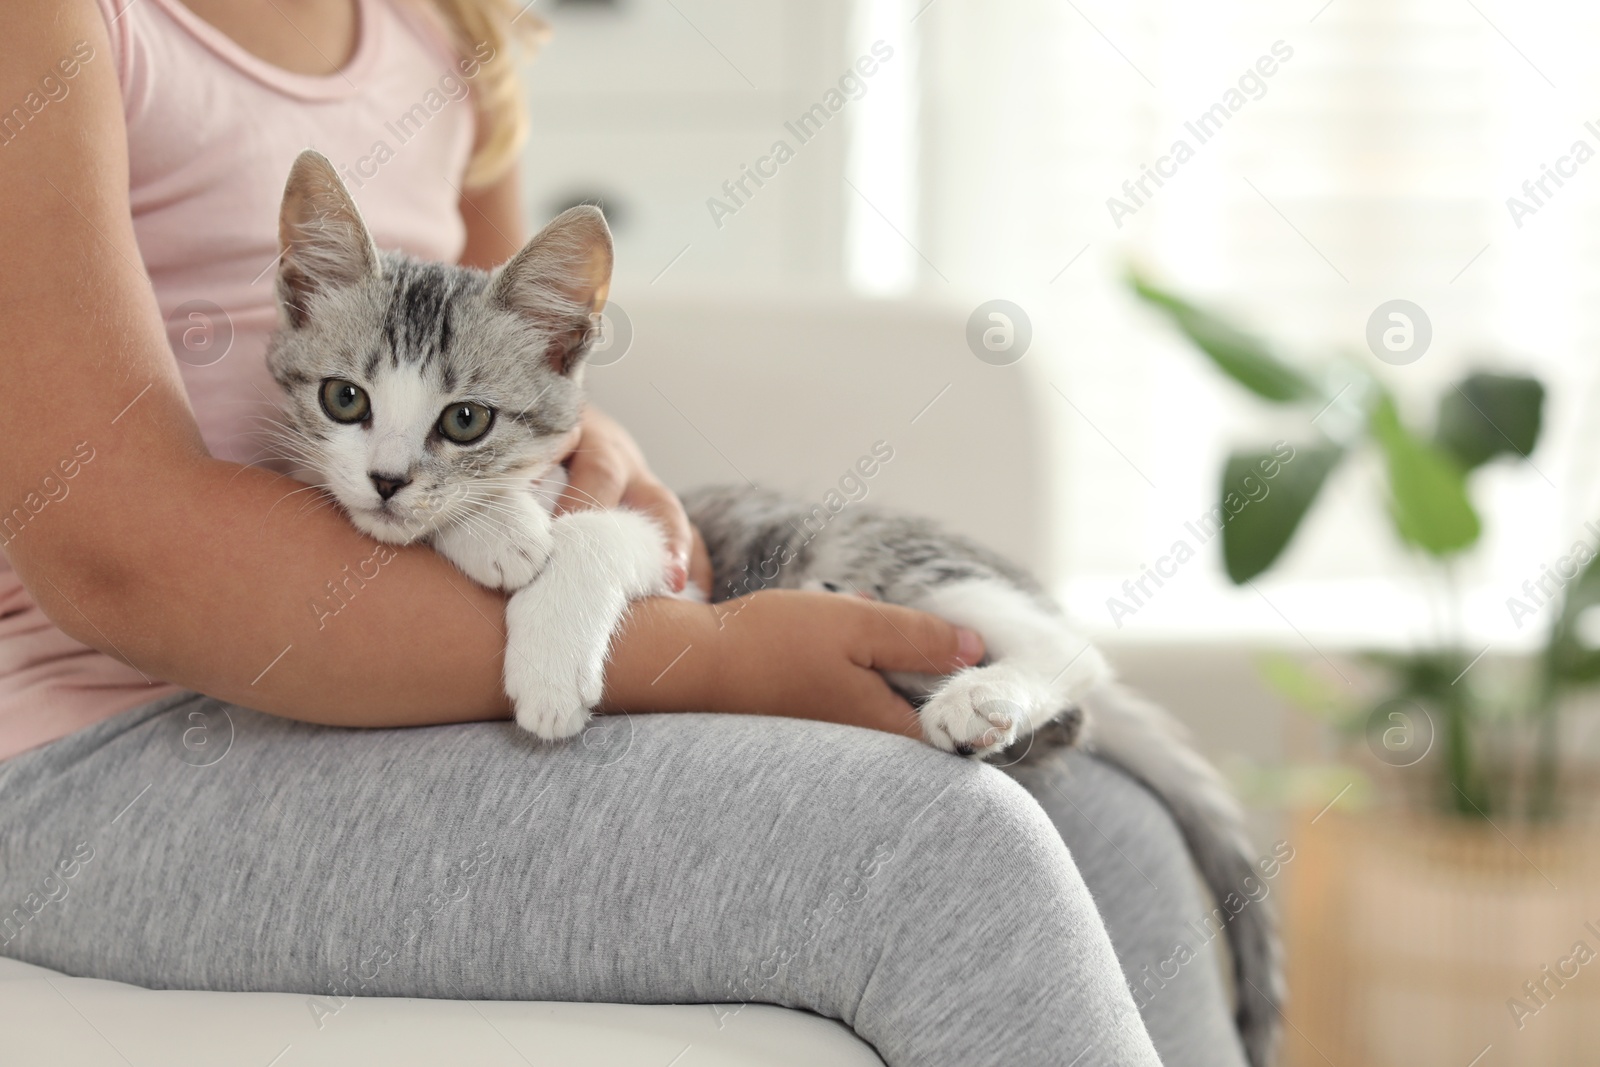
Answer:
[
  {"left": 489, "top": 205, "right": 613, "bottom": 377},
  {"left": 277, "top": 149, "right": 381, "bottom": 329}
]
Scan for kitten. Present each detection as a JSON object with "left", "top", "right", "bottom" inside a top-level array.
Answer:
[
  {"left": 266, "top": 149, "right": 1281, "bottom": 1067},
  {"left": 267, "top": 150, "right": 673, "bottom": 740}
]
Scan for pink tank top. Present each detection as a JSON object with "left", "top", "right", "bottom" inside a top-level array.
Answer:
[{"left": 0, "top": 0, "right": 476, "bottom": 760}]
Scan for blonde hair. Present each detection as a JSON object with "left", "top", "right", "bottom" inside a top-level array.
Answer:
[{"left": 423, "top": 0, "right": 550, "bottom": 189}]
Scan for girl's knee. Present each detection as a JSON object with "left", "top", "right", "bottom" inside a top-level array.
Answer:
[
  {"left": 843, "top": 738, "right": 1066, "bottom": 847},
  {"left": 1013, "top": 749, "right": 1210, "bottom": 934},
  {"left": 859, "top": 750, "right": 1088, "bottom": 909}
]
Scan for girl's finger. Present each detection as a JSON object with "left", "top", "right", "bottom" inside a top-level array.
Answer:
[
  {"left": 557, "top": 447, "right": 627, "bottom": 512},
  {"left": 622, "top": 478, "right": 693, "bottom": 591},
  {"left": 849, "top": 671, "right": 927, "bottom": 740},
  {"left": 853, "top": 601, "right": 985, "bottom": 676}
]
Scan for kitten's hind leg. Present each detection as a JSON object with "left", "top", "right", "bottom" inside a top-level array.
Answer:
[{"left": 899, "top": 579, "right": 1110, "bottom": 757}]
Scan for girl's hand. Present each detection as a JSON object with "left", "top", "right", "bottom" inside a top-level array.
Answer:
[
  {"left": 703, "top": 589, "right": 985, "bottom": 738},
  {"left": 553, "top": 405, "right": 702, "bottom": 591}
]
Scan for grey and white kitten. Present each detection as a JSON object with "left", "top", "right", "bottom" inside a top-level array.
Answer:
[
  {"left": 266, "top": 149, "right": 1281, "bottom": 1067},
  {"left": 268, "top": 150, "right": 672, "bottom": 740}
]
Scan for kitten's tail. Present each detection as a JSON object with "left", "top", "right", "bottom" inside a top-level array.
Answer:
[{"left": 1076, "top": 681, "right": 1284, "bottom": 1067}]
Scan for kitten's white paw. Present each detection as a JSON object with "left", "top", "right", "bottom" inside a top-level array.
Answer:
[
  {"left": 504, "top": 598, "right": 604, "bottom": 741},
  {"left": 433, "top": 497, "right": 552, "bottom": 593},
  {"left": 441, "top": 530, "right": 547, "bottom": 592},
  {"left": 510, "top": 681, "right": 592, "bottom": 741},
  {"left": 920, "top": 666, "right": 1042, "bottom": 758},
  {"left": 494, "top": 540, "right": 548, "bottom": 591}
]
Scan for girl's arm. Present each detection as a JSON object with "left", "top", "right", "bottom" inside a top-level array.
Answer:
[
  {"left": 1, "top": 0, "right": 978, "bottom": 735},
  {"left": 457, "top": 164, "right": 525, "bottom": 270}
]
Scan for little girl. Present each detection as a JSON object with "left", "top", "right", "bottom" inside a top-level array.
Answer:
[{"left": 0, "top": 2, "right": 1247, "bottom": 1064}]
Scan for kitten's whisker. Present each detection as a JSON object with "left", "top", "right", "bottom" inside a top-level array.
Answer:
[
  {"left": 228, "top": 464, "right": 310, "bottom": 490},
  {"left": 464, "top": 499, "right": 547, "bottom": 526},
  {"left": 448, "top": 512, "right": 504, "bottom": 550},
  {"left": 527, "top": 483, "right": 611, "bottom": 511},
  {"left": 263, "top": 481, "right": 332, "bottom": 523},
  {"left": 292, "top": 493, "right": 343, "bottom": 522}
]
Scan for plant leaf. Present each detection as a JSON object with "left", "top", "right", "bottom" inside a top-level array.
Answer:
[
  {"left": 1218, "top": 444, "right": 1343, "bottom": 582},
  {"left": 1128, "top": 272, "right": 1320, "bottom": 404},
  {"left": 1435, "top": 372, "right": 1545, "bottom": 470},
  {"left": 1369, "top": 396, "right": 1482, "bottom": 556}
]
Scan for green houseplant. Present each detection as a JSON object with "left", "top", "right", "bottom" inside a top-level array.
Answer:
[
  {"left": 1128, "top": 276, "right": 1600, "bottom": 1067},
  {"left": 1127, "top": 272, "right": 1600, "bottom": 823}
]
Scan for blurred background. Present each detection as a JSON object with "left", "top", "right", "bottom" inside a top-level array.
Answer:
[{"left": 513, "top": 1, "right": 1600, "bottom": 1063}]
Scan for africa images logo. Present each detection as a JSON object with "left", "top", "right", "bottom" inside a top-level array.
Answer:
[{"left": 706, "top": 41, "right": 896, "bottom": 229}]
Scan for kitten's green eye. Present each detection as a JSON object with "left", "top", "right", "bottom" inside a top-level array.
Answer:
[
  {"left": 439, "top": 401, "right": 494, "bottom": 444},
  {"left": 319, "top": 379, "right": 370, "bottom": 424}
]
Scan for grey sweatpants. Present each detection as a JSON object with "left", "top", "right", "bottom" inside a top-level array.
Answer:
[{"left": 0, "top": 693, "right": 1246, "bottom": 1067}]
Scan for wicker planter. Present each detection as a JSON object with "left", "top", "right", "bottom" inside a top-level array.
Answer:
[{"left": 1283, "top": 807, "right": 1600, "bottom": 1066}]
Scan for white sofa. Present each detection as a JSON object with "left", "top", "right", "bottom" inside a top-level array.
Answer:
[
  {"left": 0, "top": 954, "right": 881, "bottom": 1066},
  {"left": 6, "top": 291, "right": 1055, "bottom": 1065},
  {"left": 588, "top": 288, "right": 1054, "bottom": 577}
]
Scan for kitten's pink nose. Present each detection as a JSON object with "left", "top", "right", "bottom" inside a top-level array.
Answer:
[{"left": 369, "top": 472, "right": 411, "bottom": 501}]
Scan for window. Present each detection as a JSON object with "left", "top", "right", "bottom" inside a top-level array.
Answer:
[{"left": 889, "top": 0, "right": 1600, "bottom": 649}]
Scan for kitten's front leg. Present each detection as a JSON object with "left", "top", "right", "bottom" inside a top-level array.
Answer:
[
  {"left": 504, "top": 509, "right": 674, "bottom": 740},
  {"left": 431, "top": 491, "right": 552, "bottom": 592}
]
